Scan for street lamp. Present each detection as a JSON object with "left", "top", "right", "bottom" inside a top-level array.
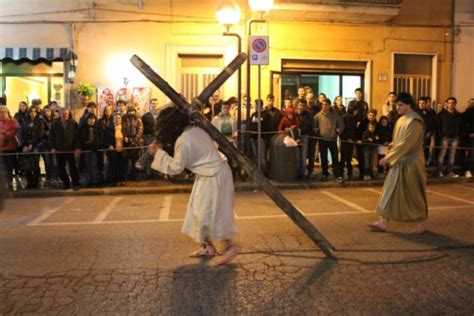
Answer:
[
  {"left": 248, "top": 0, "right": 273, "bottom": 13},
  {"left": 216, "top": 1, "right": 244, "bottom": 151}
]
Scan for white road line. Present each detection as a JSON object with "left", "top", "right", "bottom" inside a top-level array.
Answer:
[
  {"left": 158, "top": 196, "right": 172, "bottom": 221},
  {"left": 430, "top": 205, "right": 473, "bottom": 210},
  {"left": 427, "top": 189, "right": 474, "bottom": 205},
  {"left": 28, "top": 210, "right": 372, "bottom": 226},
  {"left": 365, "top": 188, "right": 382, "bottom": 194},
  {"left": 93, "top": 197, "right": 123, "bottom": 223},
  {"left": 27, "top": 198, "right": 75, "bottom": 226},
  {"left": 320, "top": 190, "right": 371, "bottom": 213}
]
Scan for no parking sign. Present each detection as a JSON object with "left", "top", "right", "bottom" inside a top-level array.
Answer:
[{"left": 249, "top": 36, "right": 269, "bottom": 65}]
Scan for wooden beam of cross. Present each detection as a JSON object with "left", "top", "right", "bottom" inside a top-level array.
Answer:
[{"left": 130, "top": 53, "right": 335, "bottom": 258}]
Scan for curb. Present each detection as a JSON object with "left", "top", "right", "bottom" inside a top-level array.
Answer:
[{"left": 5, "top": 177, "right": 472, "bottom": 199}]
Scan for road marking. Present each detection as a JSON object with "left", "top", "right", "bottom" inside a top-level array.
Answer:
[
  {"left": 365, "top": 188, "right": 382, "bottom": 194},
  {"left": 320, "top": 190, "right": 371, "bottom": 213},
  {"left": 93, "top": 197, "right": 123, "bottom": 223},
  {"left": 455, "top": 184, "right": 474, "bottom": 191},
  {"left": 430, "top": 205, "right": 473, "bottom": 210},
  {"left": 158, "top": 196, "right": 172, "bottom": 221},
  {"left": 27, "top": 198, "right": 75, "bottom": 226},
  {"left": 427, "top": 189, "right": 474, "bottom": 205}
]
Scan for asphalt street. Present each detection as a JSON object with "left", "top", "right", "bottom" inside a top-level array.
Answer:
[{"left": 0, "top": 182, "right": 473, "bottom": 314}]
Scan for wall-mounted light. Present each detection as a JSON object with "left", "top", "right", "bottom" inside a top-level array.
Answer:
[{"left": 248, "top": 0, "right": 273, "bottom": 12}]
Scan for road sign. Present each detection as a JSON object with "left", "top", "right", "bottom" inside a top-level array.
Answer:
[{"left": 249, "top": 36, "right": 269, "bottom": 65}]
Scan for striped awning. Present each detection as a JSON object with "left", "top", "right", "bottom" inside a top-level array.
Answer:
[{"left": 0, "top": 47, "right": 76, "bottom": 61}]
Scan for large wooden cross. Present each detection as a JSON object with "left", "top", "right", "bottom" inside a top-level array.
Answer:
[{"left": 130, "top": 53, "right": 335, "bottom": 258}]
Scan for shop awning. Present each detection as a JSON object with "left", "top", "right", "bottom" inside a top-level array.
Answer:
[{"left": 0, "top": 47, "right": 76, "bottom": 61}]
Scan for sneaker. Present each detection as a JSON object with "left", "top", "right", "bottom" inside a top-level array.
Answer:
[
  {"left": 321, "top": 175, "right": 328, "bottom": 182},
  {"left": 363, "top": 175, "right": 371, "bottom": 181},
  {"left": 447, "top": 172, "right": 459, "bottom": 178},
  {"left": 465, "top": 171, "right": 472, "bottom": 178},
  {"left": 336, "top": 177, "right": 343, "bottom": 183},
  {"left": 438, "top": 172, "right": 444, "bottom": 178}
]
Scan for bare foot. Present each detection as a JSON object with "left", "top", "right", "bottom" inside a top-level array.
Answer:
[{"left": 411, "top": 225, "right": 427, "bottom": 234}]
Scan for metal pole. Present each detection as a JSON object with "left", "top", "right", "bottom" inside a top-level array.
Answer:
[
  {"left": 130, "top": 54, "right": 335, "bottom": 258},
  {"left": 257, "top": 64, "right": 262, "bottom": 172},
  {"left": 223, "top": 32, "right": 242, "bottom": 151},
  {"left": 246, "top": 19, "right": 265, "bottom": 157}
]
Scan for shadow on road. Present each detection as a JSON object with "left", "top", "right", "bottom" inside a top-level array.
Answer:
[
  {"left": 170, "top": 261, "right": 237, "bottom": 316},
  {"left": 392, "top": 231, "right": 474, "bottom": 253}
]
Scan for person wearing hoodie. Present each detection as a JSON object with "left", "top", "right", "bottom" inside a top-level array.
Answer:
[{"left": 20, "top": 106, "right": 44, "bottom": 189}]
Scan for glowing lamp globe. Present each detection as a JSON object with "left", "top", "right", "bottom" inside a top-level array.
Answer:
[
  {"left": 248, "top": 0, "right": 273, "bottom": 12},
  {"left": 216, "top": 1, "right": 241, "bottom": 29}
]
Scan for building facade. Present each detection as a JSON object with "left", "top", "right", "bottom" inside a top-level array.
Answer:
[{"left": 0, "top": 0, "right": 471, "bottom": 115}]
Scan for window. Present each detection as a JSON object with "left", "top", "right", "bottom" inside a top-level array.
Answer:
[{"left": 393, "top": 53, "right": 435, "bottom": 102}]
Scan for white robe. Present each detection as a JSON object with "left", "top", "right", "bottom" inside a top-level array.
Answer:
[{"left": 151, "top": 126, "right": 237, "bottom": 243}]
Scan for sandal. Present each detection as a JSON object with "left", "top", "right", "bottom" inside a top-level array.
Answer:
[
  {"left": 213, "top": 244, "right": 240, "bottom": 266},
  {"left": 188, "top": 245, "right": 218, "bottom": 258},
  {"left": 368, "top": 222, "right": 387, "bottom": 232}
]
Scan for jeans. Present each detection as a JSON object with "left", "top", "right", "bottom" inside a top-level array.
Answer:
[
  {"left": 340, "top": 141, "right": 354, "bottom": 176},
  {"left": 437, "top": 137, "right": 459, "bottom": 174},
  {"left": 307, "top": 138, "right": 317, "bottom": 175},
  {"left": 84, "top": 151, "right": 100, "bottom": 185},
  {"left": 250, "top": 138, "right": 267, "bottom": 173},
  {"left": 299, "top": 136, "right": 310, "bottom": 178},
  {"left": 319, "top": 139, "right": 341, "bottom": 178},
  {"left": 363, "top": 146, "right": 376, "bottom": 177},
  {"left": 38, "top": 142, "right": 56, "bottom": 180}
]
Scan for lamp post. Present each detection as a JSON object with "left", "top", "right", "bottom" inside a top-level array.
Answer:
[
  {"left": 246, "top": 0, "right": 273, "bottom": 170},
  {"left": 216, "top": 1, "right": 243, "bottom": 151}
]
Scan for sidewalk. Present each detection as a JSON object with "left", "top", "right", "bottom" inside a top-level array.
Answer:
[{"left": 5, "top": 175, "right": 472, "bottom": 199}]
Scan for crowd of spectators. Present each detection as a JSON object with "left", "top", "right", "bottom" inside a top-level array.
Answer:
[{"left": 0, "top": 88, "right": 473, "bottom": 190}]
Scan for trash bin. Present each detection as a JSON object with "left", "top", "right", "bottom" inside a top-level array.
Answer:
[{"left": 270, "top": 133, "right": 299, "bottom": 181}]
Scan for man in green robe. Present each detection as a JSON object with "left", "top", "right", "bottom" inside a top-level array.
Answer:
[{"left": 369, "top": 92, "right": 428, "bottom": 233}]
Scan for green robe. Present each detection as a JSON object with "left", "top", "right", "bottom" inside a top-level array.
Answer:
[{"left": 375, "top": 111, "right": 428, "bottom": 222}]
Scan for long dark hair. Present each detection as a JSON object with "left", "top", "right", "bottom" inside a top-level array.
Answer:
[{"left": 155, "top": 106, "right": 191, "bottom": 156}]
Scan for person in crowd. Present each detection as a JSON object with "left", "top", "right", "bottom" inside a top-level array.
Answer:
[
  {"left": 340, "top": 107, "right": 358, "bottom": 180},
  {"left": 376, "top": 116, "right": 393, "bottom": 175},
  {"left": 316, "top": 93, "right": 327, "bottom": 108},
  {"left": 369, "top": 92, "right": 427, "bottom": 234},
  {"left": 38, "top": 105, "right": 57, "bottom": 186},
  {"left": 314, "top": 98, "right": 344, "bottom": 182},
  {"left": 278, "top": 107, "right": 300, "bottom": 132},
  {"left": 356, "top": 109, "right": 378, "bottom": 179},
  {"left": 30, "top": 99, "right": 42, "bottom": 112},
  {"left": 49, "top": 101, "right": 61, "bottom": 120},
  {"left": 262, "top": 94, "right": 283, "bottom": 168},
  {"left": 121, "top": 106, "right": 144, "bottom": 181},
  {"left": 381, "top": 92, "right": 396, "bottom": 117},
  {"left": 332, "top": 96, "right": 346, "bottom": 117},
  {"left": 79, "top": 113, "right": 102, "bottom": 187},
  {"left": 14, "top": 101, "right": 29, "bottom": 129},
  {"left": 436, "top": 97, "right": 462, "bottom": 178},
  {"left": 306, "top": 92, "right": 320, "bottom": 177},
  {"left": 204, "top": 90, "right": 223, "bottom": 121},
  {"left": 0, "top": 105, "right": 19, "bottom": 190},
  {"left": 292, "top": 86, "right": 306, "bottom": 108},
  {"left": 212, "top": 100, "right": 237, "bottom": 146},
  {"left": 296, "top": 100, "right": 314, "bottom": 179},
  {"left": 418, "top": 96, "right": 437, "bottom": 166},
  {"left": 460, "top": 98, "right": 474, "bottom": 178},
  {"left": 147, "top": 106, "right": 239, "bottom": 265},
  {"left": 249, "top": 99, "right": 267, "bottom": 172},
  {"left": 116, "top": 100, "right": 128, "bottom": 116},
  {"left": 282, "top": 97, "right": 293, "bottom": 111},
  {"left": 98, "top": 104, "right": 115, "bottom": 184},
  {"left": 79, "top": 101, "right": 98, "bottom": 128},
  {"left": 347, "top": 88, "right": 369, "bottom": 123},
  {"left": 142, "top": 98, "right": 159, "bottom": 146},
  {"left": 20, "top": 107, "right": 43, "bottom": 189},
  {"left": 50, "top": 108, "right": 81, "bottom": 190},
  {"left": 361, "top": 122, "right": 378, "bottom": 180}
]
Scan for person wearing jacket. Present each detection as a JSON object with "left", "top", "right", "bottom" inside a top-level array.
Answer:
[
  {"left": 296, "top": 100, "right": 315, "bottom": 179},
  {"left": 79, "top": 113, "right": 102, "bottom": 187},
  {"left": 20, "top": 107, "right": 44, "bottom": 189},
  {"left": 50, "top": 108, "right": 80, "bottom": 190},
  {"left": 121, "top": 106, "right": 144, "bottom": 181},
  {"left": 39, "top": 106, "right": 57, "bottom": 186},
  {"left": 418, "top": 97, "right": 437, "bottom": 166},
  {"left": 461, "top": 98, "right": 474, "bottom": 178},
  {"left": 314, "top": 98, "right": 345, "bottom": 182},
  {"left": 436, "top": 97, "right": 462, "bottom": 177},
  {"left": 99, "top": 104, "right": 116, "bottom": 184},
  {"left": 0, "top": 105, "right": 19, "bottom": 190},
  {"left": 340, "top": 107, "right": 358, "bottom": 180}
]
